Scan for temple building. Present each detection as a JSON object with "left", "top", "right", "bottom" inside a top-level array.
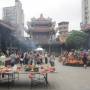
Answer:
[{"left": 27, "top": 14, "right": 60, "bottom": 53}]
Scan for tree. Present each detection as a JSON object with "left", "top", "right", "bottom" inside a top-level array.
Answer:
[{"left": 65, "top": 30, "right": 88, "bottom": 50}]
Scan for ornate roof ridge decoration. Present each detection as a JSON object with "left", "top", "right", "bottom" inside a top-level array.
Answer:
[
  {"left": 31, "top": 14, "right": 52, "bottom": 21},
  {"left": 39, "top": 13, "right": 44, "bottom": 19}
]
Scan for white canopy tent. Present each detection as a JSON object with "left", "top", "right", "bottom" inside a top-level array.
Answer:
[{"left": 35, "top": 47, "right": 44, "bottom": 51}]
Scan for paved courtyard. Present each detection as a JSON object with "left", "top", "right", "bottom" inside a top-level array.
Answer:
[{"left": 0, "top": 58, "right": 90, "bottom": 90}]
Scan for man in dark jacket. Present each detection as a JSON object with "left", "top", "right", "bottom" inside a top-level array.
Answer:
[{"left": 82, "top": 53, "right": 88, "bottom": 69}]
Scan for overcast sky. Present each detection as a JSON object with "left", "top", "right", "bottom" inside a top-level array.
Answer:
[{"left": 0, "top": 0, "right": 82, "bottom": 31}]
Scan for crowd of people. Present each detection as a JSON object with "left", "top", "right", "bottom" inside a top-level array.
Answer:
[
  {"left": 60, "top": 49, "right": 90, "bottom": 69},
  {"left": 0, "top": 49, "right": 55, "bottom": 67}
]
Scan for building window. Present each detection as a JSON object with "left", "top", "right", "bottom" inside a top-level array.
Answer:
[{"left": 85, "top": 16, "right": 88, "bottom": 24}]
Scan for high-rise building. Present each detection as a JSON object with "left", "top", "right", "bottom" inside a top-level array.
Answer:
[
  {"left": 58, "top": 22, "right": 69, "bottom": 34},
  {"left": 57, "top": 22, "right": 69, "bottom": 44},
  {"left": 3, "top": 0, "right": 24, "bottom": 36},
  {"left": 81, "top": 0, "right": 90, "bottom": 30}
]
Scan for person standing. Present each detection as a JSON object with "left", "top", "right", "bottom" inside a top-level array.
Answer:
[
  {"left": 82, "top": 52, "right": 88, "bottom": 69},
  {"left": 49, "top": 54, "right": 55, "bottom": 66},
  {"left": 44, "top": 53, "right": 48, "bottom": 64},
  {"left": 23, "top": 52, "right": 29, "bottom": 65},
  {"left": 0, "top": 53, "right": 6, "bottom": 65},
  {"left": 20, "top": 53, "right": 24, "bottom": 66},
  {"left": 10, "top": 52, "right": 16, "bottom": 66},
  {"left": 28, "top": 53, "right": 33, "bottom": 65}
]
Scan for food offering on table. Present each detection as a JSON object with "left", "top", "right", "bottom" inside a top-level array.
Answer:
[
  {"left": 24, "top": 65, "right": 32, "bottom": 72},
  {"left": 0, "top": 66, "right": 12, "bottom": 73},
  {"left": 24, "top": 65, "right": 39, "bottom": 72},
  {"left": 31, "top": 65, "right": 39, "bottom": 72},
  {"left": 40, "top": 69, "right": 47, "bottom": 75},
  {"left": 0, "top": 66, "right": 5, "bottom": 73},
  {"left": 33, "top": 66, "right": 39, "bottom": 72},
  {"left": 24, "top": 65, "right": 35, "bottom": 72},
  {"left": 40, "top": 64, "right": 55, "bottom": 73},
  {"left": 5, "top": 67, "right": 12, "bottom": 72},
  {"left": 16, "top": 66, "right": 22, "bottom": 72},
  {"left": 28, "top": 64, "right": 35, "bottom": 68},
  {"left": 66, "top": 59, "right": 83, "bottom": 65},
  {"left": 0, "top": 65, "right": 5, "bottom": 69},
  {"left": 11, "top": 65, "right": 22, "bottom": 73},
  {"left": 28, "top": 72, "right": 35, "bottom": 79},
  {"left": 28, "top": 64, "right": 56, "bottom": 80},
  {"left": 48, "top": 67, "right": 55, "bottom": 72}
]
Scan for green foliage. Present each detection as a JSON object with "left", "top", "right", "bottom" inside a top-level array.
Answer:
[{"left": 65, "top": 30, "right": 88, "bottom": 49}]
